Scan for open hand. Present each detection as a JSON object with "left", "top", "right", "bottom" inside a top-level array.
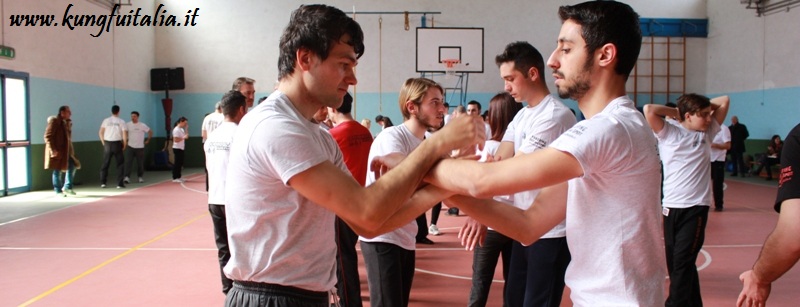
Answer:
[
  {"left": 737, "top": 270, "right": 771, "bottom": 307},
  {"left": 458, "top": 216, "right": 487, "bottom": 251}
]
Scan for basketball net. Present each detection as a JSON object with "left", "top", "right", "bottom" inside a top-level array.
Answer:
[{"left": 442, "top": 59, "right": 459, "bottom": 80}]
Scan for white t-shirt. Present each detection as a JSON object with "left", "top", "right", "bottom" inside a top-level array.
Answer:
[
  {"left": 657, "top": 119, "right": 721, "bottom": 209},
  {"left": 359, "top": 124, "right": 421, "bottom": 251},
  {"left": 202, "top": 111, "right": 224, "bottom": 143},
  {"left": 172, "top": 126, "right": 186, "bottom": 150},
  {"left": 100, "top": 116, "right": 127, "bottom": 141},
  {"left": 204, "top": 121, "right": 237, "bottom": 205},
  {"left": 710, "top": 124, "right": 731, "bottom": 162},
  {"left": 477, "top": 139, "right": 514, "bottom": 212},
  {"left": 502, "top": 95, "right": 576, "bottom": 238},
  {"left": 224, "top": 91, "right": 346, "bottom": 292},
  {"left": 126, "top": 122, "right": 150, "bottom": 149},
  {"left": 484, "top": 122, "right": 492, "bottom": 140},
  {"left": 549, "top": 96, "right": 665, "bottom": 306}
]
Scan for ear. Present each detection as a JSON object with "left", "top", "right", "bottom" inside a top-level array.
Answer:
[
  {"left": 527, "top": 66, "right": 539, "bottom": 82},
  {"left": 405, "top": 100, "right": 418, "bottom": 116},
  {"left": 296, "top": 48, "right": 315, "bottom": 72},
  {"left": 596, "top": 43, "right": 617, "bottom": 69}
]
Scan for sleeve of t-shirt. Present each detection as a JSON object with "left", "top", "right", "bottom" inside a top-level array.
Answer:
[
  {"left": 655, "top": 120, "right": 679, "bottom": 143},
  {"left": 775, "top": 124, "right": 800, "bottom": 212},
  {"left": 100, "top": 118, "right": 109, "bottom": 129},
  {"left": 201, "top": 115, "right": 210, "bottom": 132},
  {"left": 121, "top": 119, "right": 128, "bottom": 131},
  {"left": 550, "top": 119, "right": 616, "bottom": 177},
  {"left": 251, "top": 117, "right": 329, "bottom": 186},
  {"left": 720, "top": 125, "right": 731, "bottom": 142},
  {"left": 502, "top": 112, "right": 522, "bottom": 143},
  {"left": 142, "top": 124, "right": 150, "bottom": 133},
  {"left": 518, "top": 118, "right": 570, "bottom": 153}
]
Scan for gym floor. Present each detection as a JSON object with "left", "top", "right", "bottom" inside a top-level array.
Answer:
[{"left": 0, "top": 168, "right": 796, "bottom": 306}]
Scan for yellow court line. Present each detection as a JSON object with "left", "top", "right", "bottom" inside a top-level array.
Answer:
[{"left": 18, "top": 213, "right": 209, "bottom": 307}]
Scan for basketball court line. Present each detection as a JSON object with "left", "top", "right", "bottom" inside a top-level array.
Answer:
[{"left": 18, "top": 213, "right": 208, "bottom": 307}]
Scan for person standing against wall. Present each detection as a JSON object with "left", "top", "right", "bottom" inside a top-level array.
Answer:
[
  {"left": 99, "top": 105, "right": 127, "bottom": 188},
  {"left": 125, "top": 111, "right": 152, "bottom": 184}
]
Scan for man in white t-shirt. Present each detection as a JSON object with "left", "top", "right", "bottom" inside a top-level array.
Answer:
[
  {"left": 204, "top": 90, "right": 248, "bottom": 295},
  {"left": 98, "top": 105, "right": 128, "bottom": 188},
  {"left": 482, "top": 41, "right": 577, "bottom": 307},
  {"left": 124, "top": 111, "right": 152, "bottom": 184},
  {"left": 222, "top": 5, "right": 484, "bottom": 306},
  {"left": 467, "top": 100, "right": 493, "bottom": 139},
  {"left": 202, "top": 102, "right": 224, "bottom": 144},
  {"left": 359, "top": 78, "right": 445, "bottom": 306},
  {"left": 644, "top": 94, "right": 729, "bottom": 307},
  {"left": 424, "top": 2, "right": 667, "bottom": 306},
  {"left": 710, "top": 123, "right": 731, "bottom": 211}
]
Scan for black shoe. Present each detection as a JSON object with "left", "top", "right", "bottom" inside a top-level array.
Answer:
[
  {"left": 714, "top": 207, "right": 724, "bottom": 212},
  {"left": 446, "top": 208, "right": 460, "bottom": 216},
  {"left": 730, "top": 173, "right": 738, "bottom": 177},
  {"left": 766, "top": 177, "right": 773, "bottom": 181},
  {"left": 416, "top": 237, "right": 434, "bottom": 245}
]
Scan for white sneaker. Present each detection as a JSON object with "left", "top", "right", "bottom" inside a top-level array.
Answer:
[
  {"left": 172, "top": 178, "right": 185, "bottom": 183},
  {"left": 429, "top": 224, "right": 441, "bottom": 236},
  {"left": 123, "top": 176, "right": 130, "bottom": 184},
  {"left": 138, "top": 177, "right": 144, "bottom": 183},
  {"left": 100, "top": 184, "right": 107, "bottom": 188}
]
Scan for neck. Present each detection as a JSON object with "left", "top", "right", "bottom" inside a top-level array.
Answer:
[
  {"left": 404, "top": 118, "right": 428, "bottom": 139},
  {"left": 331, "top": 113, "right": 355, "bottom": 126},
  {"left": 576, "top": 72, "right": 627, "bottom": 118},
  {"left": 523, "top": 83, "right": 550, "bottom": 108},
  {"left": 277, "top": 76, "right": 324, "bottom": 121}
]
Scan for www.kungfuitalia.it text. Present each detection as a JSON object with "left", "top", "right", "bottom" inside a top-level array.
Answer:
[{"left": 8, "top": 4, "right": 200, "bottom": 38}]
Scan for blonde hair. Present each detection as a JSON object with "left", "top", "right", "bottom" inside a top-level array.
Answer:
[
  {"left": 397, "top": 78, "right": 443, "bottom": 120},
  {"left": 361, "top": 118, "right": 371, "bottom": 129}
]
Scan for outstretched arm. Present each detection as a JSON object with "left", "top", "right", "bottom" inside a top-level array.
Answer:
[
  {"left": 427, "top": 147, "right": 581, "bottom": 199},
  {"left": 447, "top": 182, "right": 568, "bottom": 245},
  {"left": 290, "top": 115, "right": 485, "bottom": 234},
  {"left": 738, "top": 199, "right": 800, "bottom": 307}
]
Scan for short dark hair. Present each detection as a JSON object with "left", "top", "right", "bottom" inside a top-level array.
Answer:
[
  {"left": 467, "top": 100, "right": 482, "bottom": 112},
  {"left": 337, "top": 92, "right": 353, "bottom": 114},
  {"left": 278, "top": 5, "right": 365, "bottom": 80},
  {"left": 558, "top": 1, "right": 641, "bottom": 80},
  {"left": 232, "top": 77, "right": 255, "bottom": 91},
  {"left": 111, "top": 105, "right": 120, "bottom": 114},
  {"left": 220, "top": 90, "right": 247, "bottom": 118},
  {"left": 131, "top": 111, "right": 140, "bottom": 117},
  {"left": 174, "top": 116, "right": 187, "bottom": 127},
  {"left": 58, "top": 105, "right": 69, "bottom": 114},
  {"left": 676, "top": 93, "right": 710, "bottom": 121},
  {"left": 495, "top": 41, "right": 545, "bottom": 80},
  {"left": 258, "top": 96, "right": 268, "bottom": 104}
]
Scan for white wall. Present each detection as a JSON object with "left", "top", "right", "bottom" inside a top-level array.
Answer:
[{"left": 154, "top": 0, "right": 709, "bottom": 96}]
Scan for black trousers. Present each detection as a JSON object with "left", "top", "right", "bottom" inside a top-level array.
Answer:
[
  {"left": 172, "top": 148, "right": 185, "bottom": 179},
  {"left": 430, "top": 202, "right": 442, "bottom": 225},
  {"left": 505, "top": 238, "right": 571, "bottom": 307},
  {"left": 360, "top": 241, "right": 415, "bottom": 307},
  {"left": 335, "top": 217, "right": 363, "bottom": 307},
  {"left": 100, "top": 141, "right": 124, "bottom": 186},
  {"left": 711, "top": 161, "right": 725, "bottom": 209},
  {"left": 730, "top": 151, "right": 747, "bottom": 175},
  {"left": 209, "top": 204, "right": 232, "bottom": 294},
  {"left": 469, "top": 229, "right": 512, "bottom": 307},
  {"left": 664, "top": 205, "right": 708, "bottom": 307},
  {"left": 415, "top": 213, "right": 429, "bottom": 241},
  {"left": 124, "top": 147, "right": 145, "bottom": 178}
]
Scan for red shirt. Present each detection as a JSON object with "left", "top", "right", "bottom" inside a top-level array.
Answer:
[{"left": 329, "top": 121, "right": 373, "bottom": 186}]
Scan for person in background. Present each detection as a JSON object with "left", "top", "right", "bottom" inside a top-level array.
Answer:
[
  {"left": 125, "top": 111, "right": 152, "bottom": 184},
  {"left": 45, "top": 106, "right": 80, "bottom": 196},
  {"left": 98, "top": 105, "right": 128, "bottom": 189},
  {"left": 171, "top": 117, "right": 188, "bottom": 183},
  {"left": 710, "top": 123, "right": 731, "bottom": 211},
  {"left": 729, "top": 115, "right": 750, "bottom": 176}
]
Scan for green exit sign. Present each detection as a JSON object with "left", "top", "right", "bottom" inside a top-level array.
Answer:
[{"left": 0, "top": 46, "right": 15, "bottom": 59}]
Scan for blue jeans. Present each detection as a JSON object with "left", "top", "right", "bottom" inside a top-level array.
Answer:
[{"left": 53, "top": 158, "right": 76, "bottom": 193}]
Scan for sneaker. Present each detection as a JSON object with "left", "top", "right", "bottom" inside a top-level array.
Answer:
[
  {"left": 138, "top": 177, "right": 145, "bottom": 183},
  {"left": 416, "top": 237, "right": 435, "bottom": 245},
  {"left": 429, "top": 224, "right": 441, "bottom": 236},
  {"left": 100, "top": 184, "right": 107, "bottom": 188},
  {"left": 64, "top": 189, "right": 76, "bottom": 195},
  {"left": 56, "top": 191, "right": 65, "bottom": 197},
  {"left": 124, "top": 176, "right": 130, "bottom": 184},
  {"left": 172, "top": 178, "right": 184, "bottom": 183},
  {"left": 116, "top": 184, "right": 125, "bottom": 189}
]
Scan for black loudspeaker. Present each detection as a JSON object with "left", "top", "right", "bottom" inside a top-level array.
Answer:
[{"left": 150, "top": 67, "right": 185, "bottom": 91}]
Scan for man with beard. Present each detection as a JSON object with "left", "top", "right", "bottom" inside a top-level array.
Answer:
[
  {"left": 423, "top": 1, "right": 666, "bottom": 305},
  {"left": 359, "top": 78, "right": 447, "bottom": 306}
]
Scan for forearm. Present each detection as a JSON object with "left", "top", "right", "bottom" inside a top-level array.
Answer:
[
  {"left": 752, "top": 200, "right": 800, "bottom": 283},
  {"left": 711, "top": 95, "right": 730, "bottom": 124},
  {"left": 353, "top": 184, "right": 453, "bottom": 238}
]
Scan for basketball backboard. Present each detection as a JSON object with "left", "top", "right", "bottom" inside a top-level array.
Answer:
[{"left": 416, "top": 27, "right": 484, "bottom": 73}]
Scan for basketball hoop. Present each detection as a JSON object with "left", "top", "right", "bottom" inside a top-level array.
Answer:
[{"left": 442, "top": 59, "right": 460, "bottom": 78}]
